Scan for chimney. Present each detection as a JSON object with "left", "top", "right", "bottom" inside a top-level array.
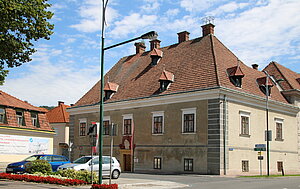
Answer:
[
  {"left": 134, "top": 42, "right": 146, "bottom": 54},
  {"left": 201, "top": 23, "right": 215, "bottom": 37},
  {"left": 252, "top": 64, "right": 259, "bottom": 70},
  {"left": 58, "top": 101, "right": 64, "bottom": 106},
  {"left": 150, "top": 39, "right": 161, "bottom": 50},
  {"left": 177, "top": 31, "right": 190, "bottom": 43}
]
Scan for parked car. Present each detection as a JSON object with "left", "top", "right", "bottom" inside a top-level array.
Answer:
[
  {"left": 6, "top": 154, "right": 70, "bottom": 173},
  {"left": 57, "top": 156, "right": 121, "bottom": 179}
]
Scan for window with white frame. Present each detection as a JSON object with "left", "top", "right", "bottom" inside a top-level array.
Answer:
[
  {"left": 184, "top": 158, "right": 193, "bottom": 171},
  {"left": 154, "top": 157, "right": 162, "bottom": 169},
  {"left": 123, "top": 114, "right": 133, "bottom": 135},
  {"left": 152, "top": 111, "right": 164, "bottom": 134},
  {"left": 16, "top": 110, "right": 25, "bottom": 126},
  {"left": 103, "top": 116, "right": 110, "bottom": 136},
  {"left": 182, "top": 108, "right": 196, "bottom": 133},
  {"left": 31, "top": 112, "right": 39, "bottom": 127},
  {"left": 242, "top": 160, "right": 249, "bottom": 172},
  {"left": 0, "top": 108, "right": 5, "bottom": 123},
  {"left": 275, "top": 118, "right": 284, "bottom": 141},
  {"left": 239, "top": 111, "right": 250, "bottom": 136},
  {"left": 79, "top": 118, "right": 87, "bottom": 136}
]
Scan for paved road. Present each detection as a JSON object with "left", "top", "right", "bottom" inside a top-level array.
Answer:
[{"left": 1, "top": 173, "right": 300, "bottom": 189}]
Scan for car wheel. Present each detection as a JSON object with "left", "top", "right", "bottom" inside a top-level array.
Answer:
[{"left": 112, "top": 170, "right": 120, "bottom": 179}]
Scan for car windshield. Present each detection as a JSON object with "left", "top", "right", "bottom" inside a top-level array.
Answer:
[
  {"left": 23, "top": 155, "right": 40, "bottom": 161},
  {"left": 73, "top": 156, "right": 92, "bottom": 164}
]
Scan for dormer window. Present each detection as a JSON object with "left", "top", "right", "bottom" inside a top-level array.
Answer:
[
  {"left": 159, "top": 70, "right": 174, "bottom": 92},
  {"left": 227, "top": 66, "right": 244, "bottom": 88},
  {"left": 296, "top": 78, "right": 300, "bottom": 85},
  {"left": 150, "top": 48, "right": 163, "bottom": 66},
  {"left": 103, "top": 82, "right": 119, "bottom": 101},
  {"left": 257, "top": 77, "right": 273, "bottom": 96}
]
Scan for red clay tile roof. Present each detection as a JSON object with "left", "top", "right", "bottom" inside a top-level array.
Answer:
[
  {"left": 264, "top": 61, "right": 300, "bottom": 91},
  {"left": 74, "top": 33, "right": 289, "bottom": 107},
  {"left": 159, "top": 70, "right": 174, "bottom": 82},
  {"left": 104, "top": 82, "right": 119, "bottom": 92},
  {"left": 227, "top": 65, "right": 245, "bottom": 77},
  {"left": 150, "top": 48, "right": 163, "bottom": 57},
  {"left": 46, "top": 103, "right": 70, "bottom": 123},
  {"left": 0, "top": 90, "right": 47, "bottom": 112},
  {"left": 256, "top": 77, "right": 274, "bottom": 86}
]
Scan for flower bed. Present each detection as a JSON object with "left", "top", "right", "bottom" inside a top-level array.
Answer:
[
  {"left": 0, "top": 172, "right": 87, "bottom": 186},
  {"left": 91, "top": 183, "right": 118, "bottom": 189}
]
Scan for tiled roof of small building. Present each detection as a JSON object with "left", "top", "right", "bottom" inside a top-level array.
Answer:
[
  {"left": 264, "top": 61, "right": 300, "bottom": 91},
  {"left": 46, "top": 103, "right": 70, "bottom": 123},
  {"left": 74, "top": 29, "right": 289, "bottom": 107},
  {"left": 0, "top": 90, "right": 46, "bottom": 112}
]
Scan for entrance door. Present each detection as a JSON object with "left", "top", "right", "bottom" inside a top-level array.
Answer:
[{"left": 123, "top": 154, "right": 131, "bottom": 172}]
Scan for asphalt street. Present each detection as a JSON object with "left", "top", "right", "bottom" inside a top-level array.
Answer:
[{"left": 1, "top": 173, "right": 300, "bottom": 189}]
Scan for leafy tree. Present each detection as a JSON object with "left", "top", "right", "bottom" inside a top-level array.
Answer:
[{"left": 0, "top": 0, "right": 54, "bottom": 84}]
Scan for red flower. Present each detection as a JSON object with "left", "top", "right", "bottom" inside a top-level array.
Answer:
[
  {"left": 91, "top": 183, "right": 118, "bottom": 189},
  {"left": 0, "top": 173, "right": 87, "bottom": 186}
]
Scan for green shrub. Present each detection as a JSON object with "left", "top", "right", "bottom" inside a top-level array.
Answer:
[
  {"left": 55, "top": 169, "right": 98, "bottom": 183},
  {"left": 25, "top": 160, "right": 52, "bottom": 174}
]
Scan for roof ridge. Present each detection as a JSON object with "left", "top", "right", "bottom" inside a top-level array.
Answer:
[
  {"left": 209, "top": 35, "right": 220, "bottom": 86},
  {"left": 0, "top": 90, "right": 43, "bottom": 112},
  {"left": 271, "top": 62, "right": 293, "bottom": 89},
  {"left": 60, "top": 104, "right": 67, "bottom": 122}
]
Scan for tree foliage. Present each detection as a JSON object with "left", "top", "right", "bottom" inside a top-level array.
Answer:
[{"left": 0, "top": 0, "right": 54, "bottom": 84}]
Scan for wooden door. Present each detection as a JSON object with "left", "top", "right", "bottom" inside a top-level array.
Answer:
[{"left": 123, "top": 154, "right": 131, "bottom": 172}]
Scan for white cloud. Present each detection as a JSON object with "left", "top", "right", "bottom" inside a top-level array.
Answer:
[
  {"left": 216, "top": 0, "right": 300, "bottom": 68},
  {"left": 109, "top": 13, "right": 158, "bottom": 38},
  {"left": 140, "top": 0, "right": 160, "bottom": 13},
  {"left": 1, "top": 61, "right": 99, "bottom": 106},
  {"left": 207, "top": 2, "right": 249, "bottom": 16},
  {"left": 180, "top": 0, "right": 223, "bottom": 13},
  {"left": 165, "top": 9, "right": 180, "bottom": 17},
  {"left": 70, "top": 1, "right": 119, "bottom": 33}
]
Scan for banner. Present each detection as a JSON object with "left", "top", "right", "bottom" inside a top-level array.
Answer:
[{"left": 0, "top": 134, "right": 50, "bottom": 155}]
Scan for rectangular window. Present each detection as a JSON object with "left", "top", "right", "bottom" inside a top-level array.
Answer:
[
  {"left": 0, "top": 108, "right": 5, "bottom": 123},
  {"left": 275, "top": 118, "right": 284, "bottom": 141},
  {"left": 184, "top": 158, "right": 193, "bottom": 171},
  {"left": 79, "top": 119, "right": 87, "bottom": 136},
  {"left": 152, "top": 111, "right": 164, "bottom": 134},
  {"left": 242, "top": 160, "right": 249, "bottom": 172},
  {"left": 154, "top": 157, "right": 162, "bottom": 169},
  {"left": 240, "top": 111, "right": 250, "bottom": 136},
  {"left": 184, "top": 114, "right": 194, "bottom": 133},
  {"left": 16, "top": 111, "right": 25, "bottom": 126},
  {"left": 103, "top": 120, "right": 110, "bottom": 135},
  {"left": 277, "top": 161, "right": 283, "bottom": 172},
  {"left": 182, "top": 108, "right": 196, "bottom": 133},
  {"left": 153, "top": 116, "right": 163, "bottom": 134},
  {"left": 123, "top": 119, "right": 132, "bottom": 135},
  {"left": 31, "top": 113, "right": 39, "bottom": 127}
]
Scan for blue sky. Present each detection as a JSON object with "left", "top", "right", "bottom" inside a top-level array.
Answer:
[{"left": 1, "top": 0, "right": 300, "bottom": 106}]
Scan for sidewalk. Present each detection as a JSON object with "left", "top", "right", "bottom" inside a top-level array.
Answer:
[{"left": 101, "top": 178, "right": 188, "bottom": 189}]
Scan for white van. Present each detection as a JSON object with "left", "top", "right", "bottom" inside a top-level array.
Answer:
[{"left": 57, "top": 156, "right": 121, "bottom": 179}]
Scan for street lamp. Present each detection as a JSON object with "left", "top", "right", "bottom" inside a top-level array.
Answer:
[
  {"left": 98, "top": 0, "right": 157, "bottom": 184},
  {"left": 263, "top": 70, "right": 272, "bottom": 176}
]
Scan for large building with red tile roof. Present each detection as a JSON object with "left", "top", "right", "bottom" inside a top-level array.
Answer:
[
  {"left": 68, "top": 23, "right": 300, "bottom": 175},
  {"left": 264, "top": 61, "right": 300, "bottom": 164},
  {"left": 0, "top": 90, "right": 54, "bottom": 169},
  {"left": 46, "top": 101, "right": 70, "bottom": 158}
]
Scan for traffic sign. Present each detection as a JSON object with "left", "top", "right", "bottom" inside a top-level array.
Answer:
[
  {"left": 254, "top": 147, "right": 266, "bottom": 151},
  {"left": 255, "top": 144, "right": 266, "bottom": 148},
  {"left": 258, "top": 156, "right": 263, "bottom": 160}
]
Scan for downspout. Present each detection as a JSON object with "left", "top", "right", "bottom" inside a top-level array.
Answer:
[{"left": 223, "top": 95, "right": 227, "bottom": 175}]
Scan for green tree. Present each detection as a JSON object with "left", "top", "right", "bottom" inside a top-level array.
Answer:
[{"left": 0, "top": 0, "right": 54, "bottom": 85}]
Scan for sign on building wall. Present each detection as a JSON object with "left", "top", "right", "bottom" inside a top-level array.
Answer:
[{"left": 0, "top": 134, "right": 51, "bottom": 155}]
